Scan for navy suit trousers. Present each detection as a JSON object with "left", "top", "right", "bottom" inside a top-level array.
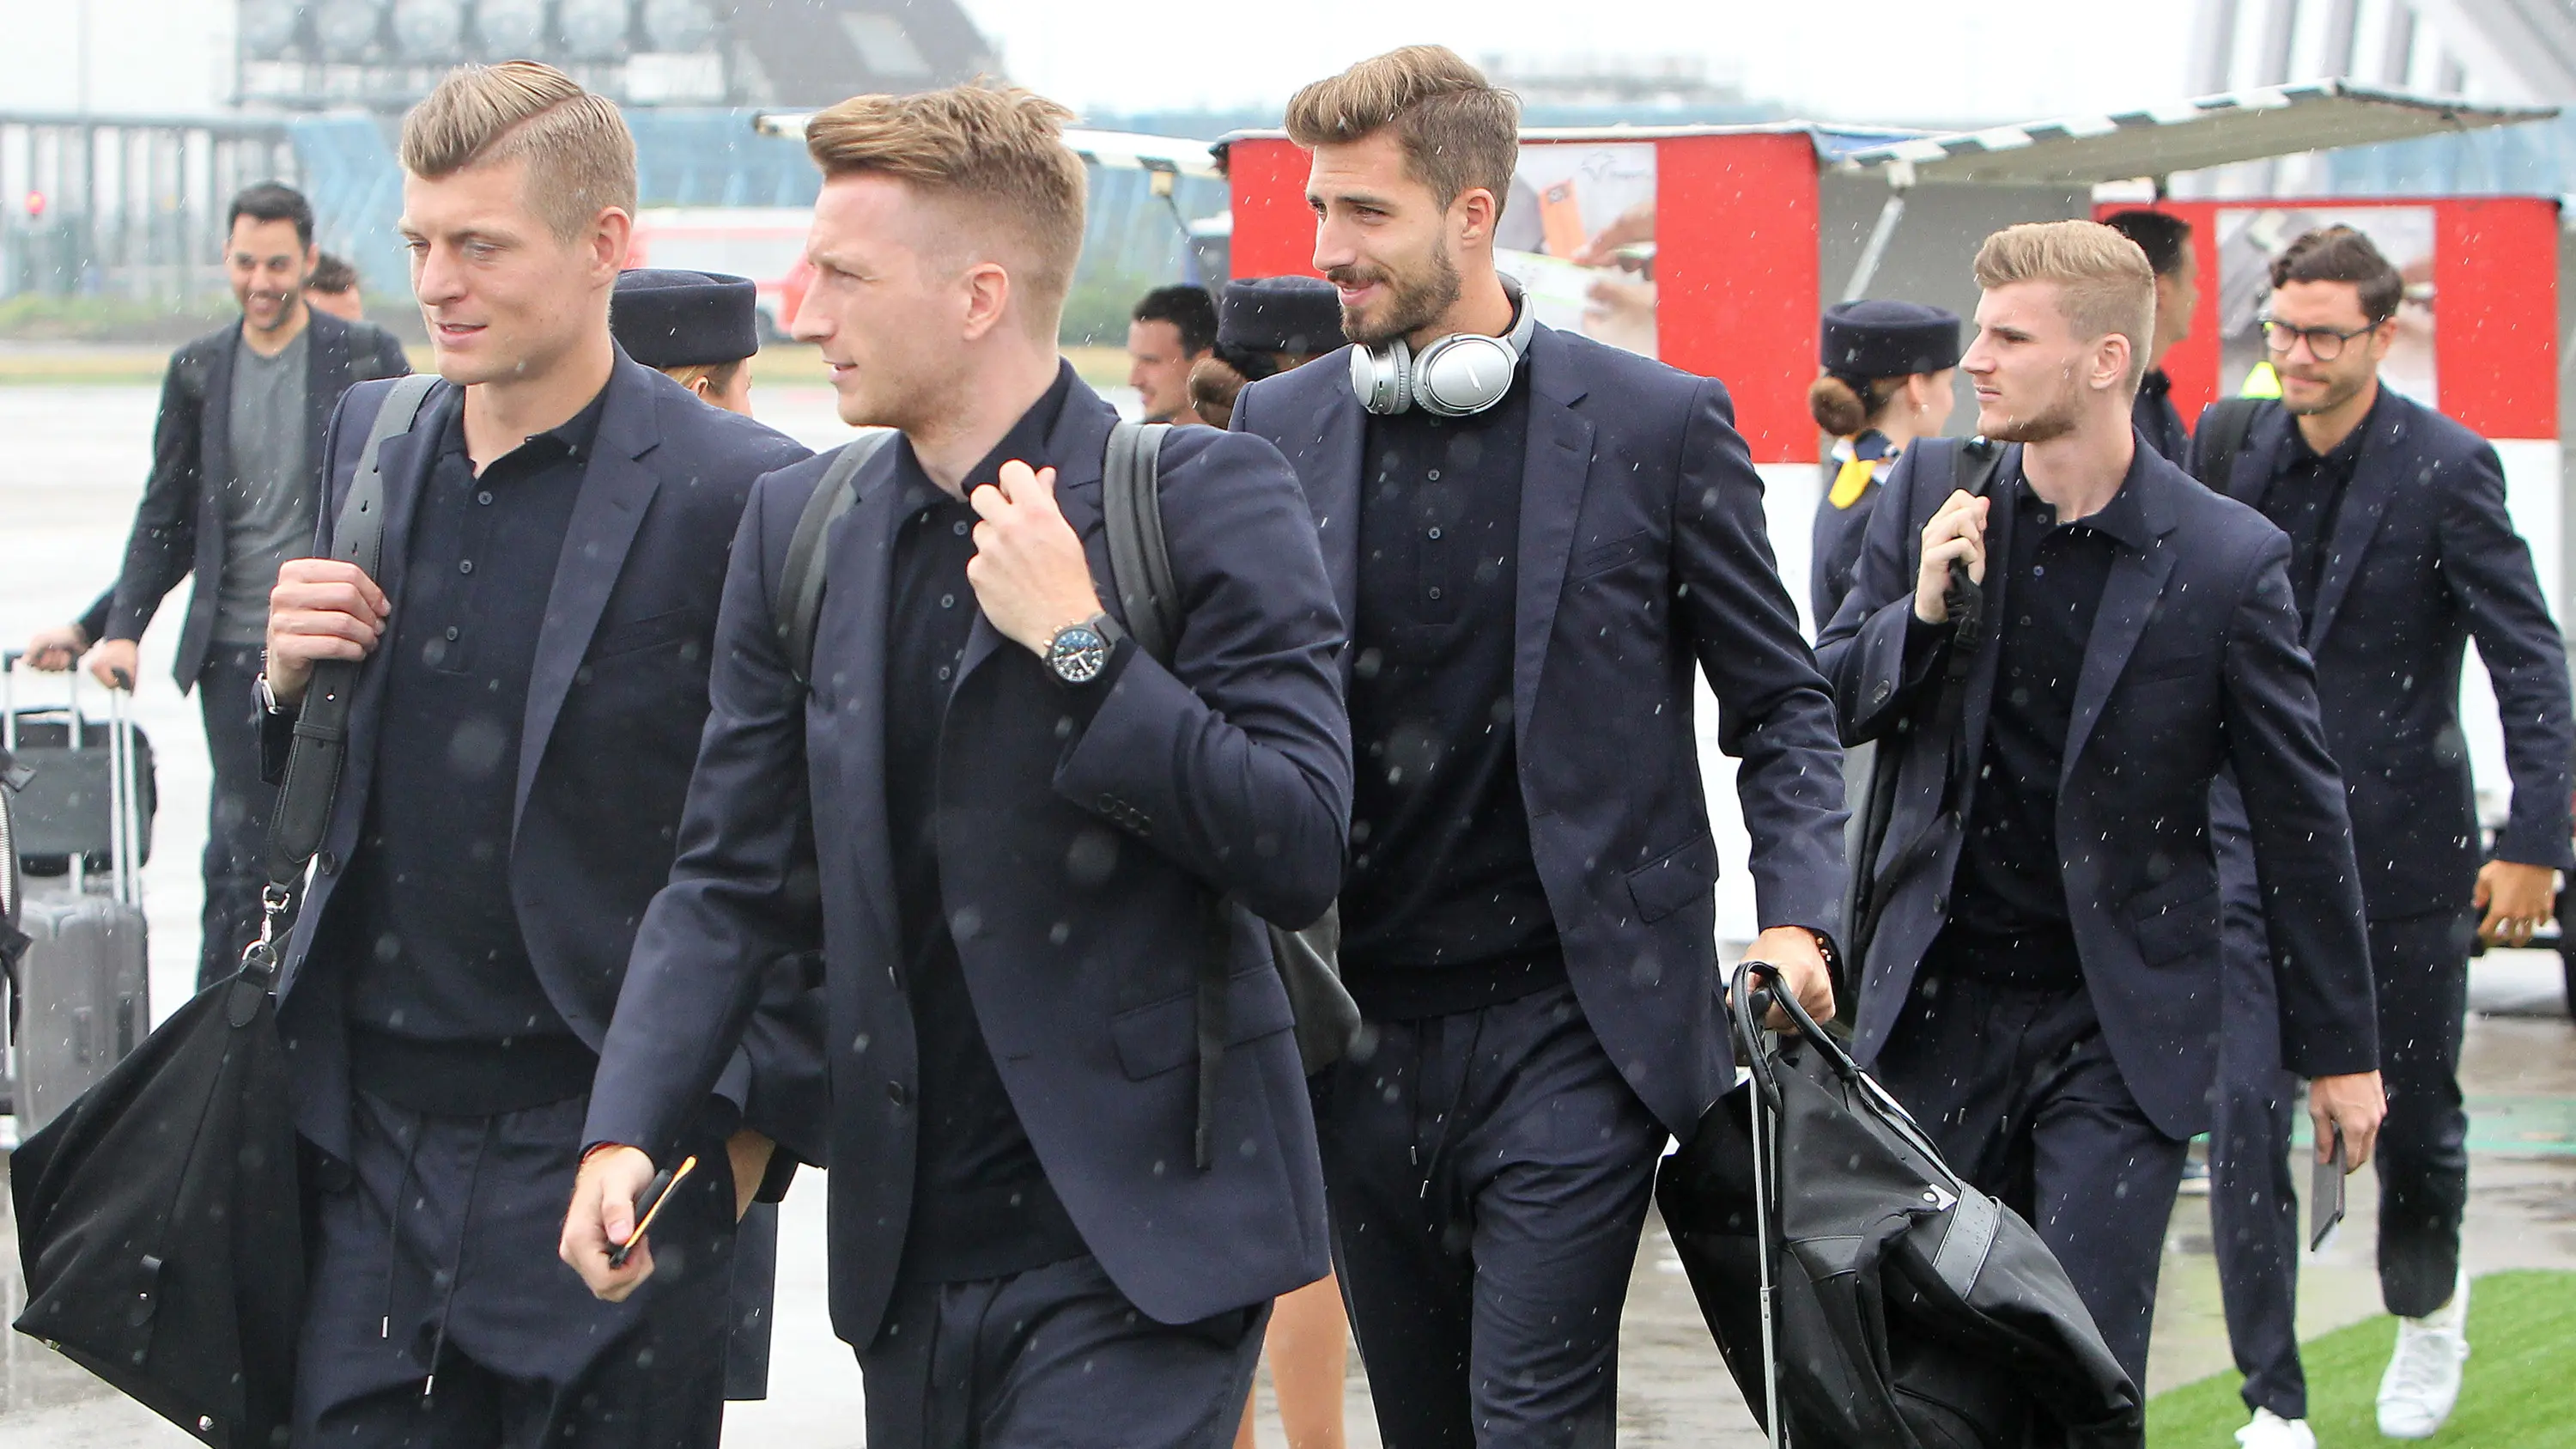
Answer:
[
  {"left": 860, "top": 1254, "right": 1267, "bottom": 1449},
  {"left": 1311, "top": 982, "right": 1665, "bottom": 1449},
  {"left": 2208, "top": 796, "right": 2307, "bottom": 1421},
  {"left": 295, "top": 1092, "right": 736, "bottom": 1448},
  {"left": 1874, "top": 972, "right": 2190, "bottom": 1386}
]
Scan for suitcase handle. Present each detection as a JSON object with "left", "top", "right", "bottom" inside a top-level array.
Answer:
[{"left": 3, "top": 647, "right": 144, "bottom": 904}]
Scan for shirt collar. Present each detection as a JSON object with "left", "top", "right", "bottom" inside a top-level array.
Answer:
[
  {"left": 896, "top": 362, "right": 1076, "bottom": 510},
  {"left": 2004, "top": 443, "right": 2157, "bottom": 552},
  {"left": 439, "top": 382, "right": 611, "bottom": 470},
  {"left": 2137, "top": 368, "right": 2171, "bottom": 399}
]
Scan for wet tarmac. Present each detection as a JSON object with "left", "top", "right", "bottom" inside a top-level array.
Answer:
[{"left": 2, "top": 381, "right": 2572, "bottom": 1446}]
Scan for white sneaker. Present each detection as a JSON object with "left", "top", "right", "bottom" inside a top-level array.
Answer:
[
  {"left": 2376, "top": 1269, "right": 2471, "bottom": 1439},
  {"left": 2233, "top": 1407, "right": 2315, "bottom": 1449}
]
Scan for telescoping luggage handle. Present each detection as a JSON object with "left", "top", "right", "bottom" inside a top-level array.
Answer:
[
  {"left": 0, "top": 649, "right": 144, "bottom": 908},
  {"left": 243, "top": 374, "right": 439, "bottom": 1005}
]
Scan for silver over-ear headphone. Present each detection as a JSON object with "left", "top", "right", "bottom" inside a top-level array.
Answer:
[{"left": 1348, "top": 278, "right": 1538, "bottom": 417}]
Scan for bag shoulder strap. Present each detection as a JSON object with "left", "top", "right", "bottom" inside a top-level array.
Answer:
[
  {"left": 777, "top": 432, "right": 896, "bottom": 688},
  {"left": 258, "top": 374, "right": 439, "bottom": 969},
  {"left": 2192, "top": 397, "right": 2268, "bottom": 493},
  {"left": 1102, "top": 421, "right": 1179, "bottom": 665}
]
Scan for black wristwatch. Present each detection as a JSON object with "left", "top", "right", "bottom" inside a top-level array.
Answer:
[{"left": 1045, "top": 613, "right": 1121, "bottom": 685}]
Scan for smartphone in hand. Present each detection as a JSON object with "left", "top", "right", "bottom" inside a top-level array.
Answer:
[
  {"left": 2308, "top": 1126, "right": 2347, "bottom": 1252},
  {"left": 607, "top": 1154, "right": 698, "bottom": 1269}
]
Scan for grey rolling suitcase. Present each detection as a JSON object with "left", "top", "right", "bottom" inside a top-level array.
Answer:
[{"left": 2, "top": 653, "right": 151, "bottom": 1136}]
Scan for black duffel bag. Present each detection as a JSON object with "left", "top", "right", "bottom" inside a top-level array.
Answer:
[{"left": 1656, "top": 961, "right": 2142, "bottom": 1449}]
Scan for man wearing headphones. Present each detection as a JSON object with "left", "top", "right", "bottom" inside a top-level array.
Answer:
[{"left": 1230, "top": 46, "right": 1846, "bottom": 1448}]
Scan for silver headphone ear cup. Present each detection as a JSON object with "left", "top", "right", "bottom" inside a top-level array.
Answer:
[
  {"left": 1413, "top": 333, "right": 1517, "bottom": 417},
  {"left": 1349, "top": 340, "right": 1415, "bottom": 415}
]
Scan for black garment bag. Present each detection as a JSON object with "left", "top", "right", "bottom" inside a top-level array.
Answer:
[
  {"left": 1655, "top": 961, "right": 2142, "bottom": 1449},
  {"left": 12, "top": 374, "right": 439, "bottom": 1447}
]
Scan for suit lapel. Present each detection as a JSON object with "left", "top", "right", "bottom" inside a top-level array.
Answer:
[
  {"left": 2061, "top": 467, "right": 2180, "bottom": 778},
  {"left": 2303, "top": 402, "right": 2409, "bottom": 654},
  {"left": 513, "top": 358, "right": 663, "bottom": 831},
  {"left": 200, "top": 322, "right": 240, "bottom": 508},
  {"left": 2227, "top": 408, "right": 2293, "bottom": 513},
  {"left": 1306, "top": 367, "right": 1366, "bottom": 649},
  {"left": 1511, "top": 328, "right": 1595, "bottom": 744},
  {"left": 828, "top": 440, "right": 909, "bottom": 957}
]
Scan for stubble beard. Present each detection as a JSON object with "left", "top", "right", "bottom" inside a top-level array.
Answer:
[{"left": 1333, "top": 245, "right": 1462, "bottom": 350}]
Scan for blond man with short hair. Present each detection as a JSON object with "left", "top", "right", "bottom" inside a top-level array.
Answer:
[
  {"left": 1230, "top": 46, "right": 1849, "bottom": 1446},
  {"left": 258, "top": 61, "right": 815, "bottom": 1446},
  {"left": 1814, "top": 220, "right": 2385, "bottom": 1394},
  {"left": 564, "top": 82, "right": 1349, "bottom": 1449}
]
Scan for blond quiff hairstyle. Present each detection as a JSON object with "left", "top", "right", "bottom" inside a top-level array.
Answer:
[
  {"left": 399, "top": 61, "right": 636, "bottom": 240},
  {"left": 1285, "top": 46, "right": 1521, "bottom": 216},
  {"left": 804, "top": 82, "right": 1088, "bottom": 320},
  {"left": 1973, "top": 221, "right": 2158, "bottom": 390}
]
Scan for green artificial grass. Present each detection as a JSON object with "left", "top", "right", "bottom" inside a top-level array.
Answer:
[{"left": 2146, "top": 1270, "right": 2576, "bottom": 1447}]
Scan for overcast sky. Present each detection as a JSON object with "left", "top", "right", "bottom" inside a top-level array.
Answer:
[{"left": 0, "top": 0, "right": 2193, "bottom": 127}]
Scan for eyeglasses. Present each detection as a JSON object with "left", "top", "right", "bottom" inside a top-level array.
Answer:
[{"left": 2258, "top": 315, "right": 2387, "bottom": 362}]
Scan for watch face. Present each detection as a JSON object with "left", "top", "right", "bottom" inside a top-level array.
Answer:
[{"left": 1049, "top": 624, "right": 1109, "bottom": 684}]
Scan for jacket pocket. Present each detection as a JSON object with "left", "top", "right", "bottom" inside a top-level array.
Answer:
[
  {"left": 1627, "top": 831, "right": 1718, "bottom": 924},
  {"left": 586, "top": 608, "right": 701, "bottom": 662},
  {"left": 1111, "top": 966, "right": 1299, "bottom": 1081},
  {"left": 2127, "top": 873, "right": 2218, "bottom": 967},
  {"left": 1570, "top": 529, "right": 1653, "bottom": 581}
]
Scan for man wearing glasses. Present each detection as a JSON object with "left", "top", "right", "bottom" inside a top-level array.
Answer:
[{"left": 2194, "top": 225, "right": 2573, "bottom": 1445}]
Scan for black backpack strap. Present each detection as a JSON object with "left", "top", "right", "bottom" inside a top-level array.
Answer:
[
  {"left": 255, "top": 373, "right": 439, "bottom": 983},
  {"left": 2190, "top": 397, "right": 2267, "bottom": 494},
  {"left": 777, "top": 432, "right": 896, "bottom": 689},
  {"left": 1103, "top": 421, "right": 1181, "bottom": 666},
  {"left": 1100, "top": 421, "right": 1236, "bottom": 1167}
]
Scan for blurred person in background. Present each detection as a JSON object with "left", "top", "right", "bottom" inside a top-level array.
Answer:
[
  {"left": 1806, "top": 299, "right": 1959, "bottom": 626},
  {"left": 1189, "top": 275, "right": 1344, "bottom": 429},
  {"left": 19, "top": 181, "right": 409, "bottom": 989},
  {"left": 308, "top": 250, "right": 368, "bottom": 323},
  {"left": 2190, "top": 225, "right": 2574, "bottom": 1446},
  {"left": 611, "top": 267, "right": 760, "bottom": 416},
  {"left": 2101, "top": 210, "right": 2196, "bottom": 462},
  {"left": 1129, "top": 283, "right": 1218, "bottom": 423}
]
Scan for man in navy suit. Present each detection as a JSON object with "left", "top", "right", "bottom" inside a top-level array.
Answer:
[
  {"left": 562, "top": 83, "right": 1349, "bottom": 1449},
  {"left": 1230, "top": 46, "right": 1847, "bottom": 1448},
  {"left": 1817, "top": 220, "right": 2385, "bottom": 1390},
  {"left": 258, "top": 63, "right": 817, "bottom": 1446},
  {"left": 2192, "top": 226, "right": 2573, "bottom": 1443}
]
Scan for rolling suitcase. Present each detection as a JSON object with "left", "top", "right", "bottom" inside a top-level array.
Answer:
[{"left": 3, "top": 652, "right": 151, "bottom": 1136}]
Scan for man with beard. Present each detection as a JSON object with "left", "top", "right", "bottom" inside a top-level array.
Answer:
[
  {"left": 1815, "top": 220, "right": 2385, "bottom": 1390},
  {"left": 2191, "top": 226, "right": 2573, "bottom": 1444},
  {"left": 1228, "top": 46, "right": 1846, "bottom": 1446},
  {"left": 20, "top": 181, "right": 410, "bottom": 988}
]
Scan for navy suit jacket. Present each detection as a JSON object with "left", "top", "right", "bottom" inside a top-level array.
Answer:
[
  {"left": 266, "top": 353, "right": 823, "bottom": 1167},
  {"left": 586, "top": 372, "right": 1348, "bottom": 1349},
  {"left": 1816, "top": 436, "right": 2378, "bottom": 1137},
  {"left": 89, "top": 309, "right": 411, "bottom": 687},
  {"left": 1232, "top": 325, "right": 1848, "bottom": 1136},
  {"left": 2194, "top": 392, "right": 2574, "bottom": 917}
]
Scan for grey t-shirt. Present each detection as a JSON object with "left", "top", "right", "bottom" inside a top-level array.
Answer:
[{"left": 212, "top": 329, "right": 313, "bottom": 646}]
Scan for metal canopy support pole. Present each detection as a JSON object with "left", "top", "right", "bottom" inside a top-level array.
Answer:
[{"left": 1840, "top": 159, "right": 1914, "bottom": 303}]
